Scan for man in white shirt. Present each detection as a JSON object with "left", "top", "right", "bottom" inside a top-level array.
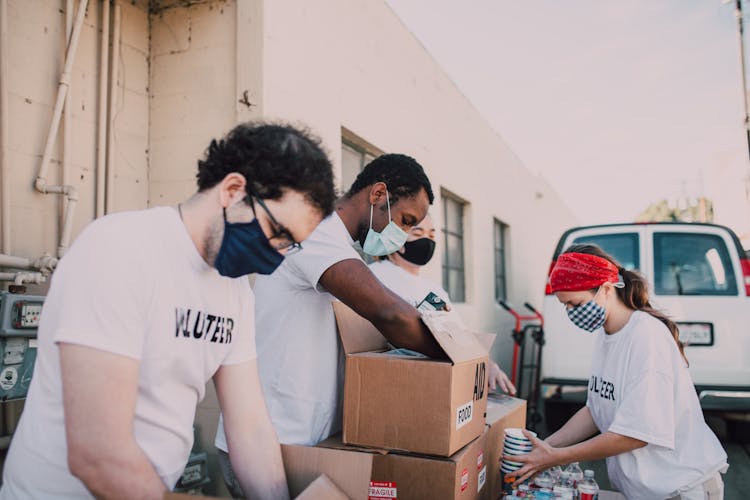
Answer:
[
  {"left": 369, "top": 213, "right": 516, "bottom": 395},
  {"left": 216, "top": 154, "right": 444, "bottom": 497},
  {"left": 0, "top": 123, "right": 336, "bottom": 500}
]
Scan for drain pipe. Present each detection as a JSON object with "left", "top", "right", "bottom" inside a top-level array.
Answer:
[
  {"left": 0, "top": 272, "right": 45, "bottom": 286},
  {"left": 0, "top": 0, "right": 10, "bottom": 254},
  {"left": 34, "top": 0, "right": 89, "bottom": 257},
  {"left": 63, "top": 0, "right": 73, "bottom": 222},
  {"left": 96, "top": 0, "right": 110, "bottom": 218},
  {"left": 105, "top": 1, "right": 120, "bottom": 215},
  {"left": 0, "top": 254, "right": 58, "bottom": 273}
]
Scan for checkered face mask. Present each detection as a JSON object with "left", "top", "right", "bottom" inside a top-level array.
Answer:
[{"left": 566, "top": 297, "right": 606, "bottom": 332}]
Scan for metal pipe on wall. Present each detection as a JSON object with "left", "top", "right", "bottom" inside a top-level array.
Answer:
[
  {"left": 0, "top": 272, "right": 45, "bottom": 285},
  {"left": 0, "top": 255, "right": 30, "bottom": 269},
  {"left": 96, "top": 0, "right": 110, "bottom": 218},
  {"left": 35, "top": 0, "right": 88, "bottom": 196},
  {"left": 0, "top": 0, "right": 10, "bottom": 254},
  {"left": 34, "top": 0, "right": 89, "bottom": 257},
  {"left": 0, "top": 253, "right": 58, "bottom": 272},
  {"left": 63, "top": 0, "right": 74, "bottom": 224},
  {"left": 105, "top": 1, "right": 120, "bottom": 215}
]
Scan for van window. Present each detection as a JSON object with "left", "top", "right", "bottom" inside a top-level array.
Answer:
[
  {"left": 653, "top": 233, "right": 738, "bottom": 296},
  {"left": 571, "top": 233, "right": 640, "bottom": 271}
]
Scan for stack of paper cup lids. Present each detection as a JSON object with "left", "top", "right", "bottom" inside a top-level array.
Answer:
[{"left": 501, "top": 428, "right": 535, "bottom": 475}]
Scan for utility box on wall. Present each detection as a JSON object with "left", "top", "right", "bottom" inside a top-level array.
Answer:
[{"left": 0, "top": 292, "right": 44, "bottom": 401}]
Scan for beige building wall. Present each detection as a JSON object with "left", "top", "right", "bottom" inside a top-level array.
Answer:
[
  {"left": 1, "top": 0, "right": 149, "bottom": 264},
  {"left": 259, "top": 0, "right": 576, "bottom": 366},
  {"left": 1, "top": 0, "right": 575, "bottom": 496}
]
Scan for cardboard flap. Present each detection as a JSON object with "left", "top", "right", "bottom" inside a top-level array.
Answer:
[
  {"left": 318, "top": 434, "right": 390, "bottom": 455},
  {"left": 333, "top": 301, "right": 388, "bottom": 354},
  {"left": 282, "top": 443, "right": 373, "bottom": 499},
  {"left": 473, "top": 331, "right": 496, "bottom": 352},
  {"left": 295, "top": 474, "right": 349, "bottom": 500},
  {"left": 420, "top": 310, "right": 489, "bottom": 363}
]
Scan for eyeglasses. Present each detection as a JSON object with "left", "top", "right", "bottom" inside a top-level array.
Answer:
[{"left": 247, "top": 193, "right": 303, "bottom": 255}]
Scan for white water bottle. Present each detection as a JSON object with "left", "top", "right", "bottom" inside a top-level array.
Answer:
[
  {"left": 564, "top": 462, "right": 584, "bottom": 487},
  {"left": 577, "top": 469, "right": 599, "bottom": 500}
]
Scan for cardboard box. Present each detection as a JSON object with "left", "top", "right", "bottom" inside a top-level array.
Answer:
[
  {"left": 483, "top": 395, "right": 527, "bottom": 500},
  {"left": 334, "top": 302, "right": 490, "bottom": 457},
  {"left": 283, "top": 433, "right": 490, "bottom": 500},
  {"left": 296, "top": 474, "right": 349, "bottom": 500},
  {"left": 164, "top": 473, "right": 347, "bottom": 500}
]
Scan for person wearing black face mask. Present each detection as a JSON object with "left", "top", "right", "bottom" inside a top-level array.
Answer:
[
  {"left": 368, "top": 213, "right": 516, "bottom": 395},
  {"left": 0, "top": 123, "right": 336, "bottom": 500}
]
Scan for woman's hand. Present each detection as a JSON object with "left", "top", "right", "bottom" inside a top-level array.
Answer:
[
  {"left": 488, "top": 361, "right": 516, "bottom": 395},
  {"left": 503, "top": 430, "right": 560, "bottom": 484}
]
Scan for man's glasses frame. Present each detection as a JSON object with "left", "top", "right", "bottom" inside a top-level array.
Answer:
[{"left": 246, "top": 192, "right": 303, "bottom": 255}]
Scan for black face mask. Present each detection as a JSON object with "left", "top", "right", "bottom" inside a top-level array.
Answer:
[
  {"left": 214, "top": 209, "right": 284, "bottom": 278},
  {"left": 400, "top": 237, "right": 436, "bottom": 266}
]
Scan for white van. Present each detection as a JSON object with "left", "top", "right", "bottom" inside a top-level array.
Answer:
[{"left": 541, "top": 223, "right": 750, "bottom": 433}]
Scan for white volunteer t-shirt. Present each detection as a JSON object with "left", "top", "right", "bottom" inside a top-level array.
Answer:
[
  {"left": 1, "top": 207, "right": 255, "bottom": 499},
  {"left": 216, "top": 212, "right": 360, "bottom": 448},
  {"left": 368, "top": 259, "right": 450, "bottom": 308},
  {"left": 586, "top": 311, "right": 727, "bottom": 499}
]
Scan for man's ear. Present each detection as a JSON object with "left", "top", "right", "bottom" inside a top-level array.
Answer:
[
  {"left": 219, "top": 173, "right": 247, "bottom": 208},
  {"left": 368, "top": 182, "right": 388, "bottom": 205}
]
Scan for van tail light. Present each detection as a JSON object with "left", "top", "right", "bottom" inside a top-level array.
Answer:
[
  {"left": 544, "top": 259, "right": 557, "bottom": 295},
  {"left": 741, "top": 258, "right": 750, "bottom": 296}
]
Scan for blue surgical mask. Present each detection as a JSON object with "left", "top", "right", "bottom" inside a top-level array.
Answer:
[
  {"left": 362, "top": 191, "right": 408, "bottom": 256},
  {"left": 566, "top": 292, "right": 606, "bottom": 332},
  {"left": 214, "top": 208, "right": 284, "bottom": 277}
]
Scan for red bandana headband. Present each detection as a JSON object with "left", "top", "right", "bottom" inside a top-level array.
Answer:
[{"left": 549, "top": 252, "right": 620, "bottom": 292}]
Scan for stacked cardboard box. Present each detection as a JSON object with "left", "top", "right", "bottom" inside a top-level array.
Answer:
[
  {"left": 281, "top": 303, "right": 508, "bottom": 499},
  {"left": 164, "top": 473, "right": 347, "bottom": 500},
  {"left": 283, "top": 433, "right": 489, "bottom": 499},
  {"left": 334, "top": 302, "right": 491, "bottom": 457}
]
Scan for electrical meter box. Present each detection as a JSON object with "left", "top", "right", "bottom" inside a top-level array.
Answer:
[{"left": 0, "top": 291, "right": 44, "bottom": 401}]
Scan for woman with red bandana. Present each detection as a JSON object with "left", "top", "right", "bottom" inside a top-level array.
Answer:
[{"left": 506, "top": 244, "right": 727, "bottom": 500}]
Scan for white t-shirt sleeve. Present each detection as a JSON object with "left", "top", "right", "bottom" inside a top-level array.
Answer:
[
  {"left": 221, "top": 280, "right": 257, "bottom": 365},
  {"left": 607, "top": 323, "right": 677, "bottom": 449},
  {"left": 608, "top": 369, "right": 676, "bottom": 449},
  {"left": 285, "top": 216, "right": 360, "bottom": 290},
  {"left": 51, "top": 218, "right": 150, "bottom": 360}
]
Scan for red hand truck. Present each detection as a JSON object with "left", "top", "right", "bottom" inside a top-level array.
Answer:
[{"left": 498, "top": 300, "right": 545, "bottom": 430}]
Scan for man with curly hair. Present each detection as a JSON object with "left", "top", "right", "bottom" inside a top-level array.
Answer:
[
  {"left": 216, "top": 153, "right": 448, "bottom": 497},
  {"left": 0, "top": 123, "right": 335, "bottom": 500}
]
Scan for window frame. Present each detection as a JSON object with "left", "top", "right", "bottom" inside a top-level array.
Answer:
[
  {"left": 441, "top": 191, "right": 467, "bottom": 303},
  {"left": 340, "top": 128, "right": 384, "bottom": 193},
  {"left": 493, "top": 218, "right": 508, "bottom": 302}
]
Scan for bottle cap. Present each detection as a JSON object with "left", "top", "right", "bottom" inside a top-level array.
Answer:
[{"left": 584, "top": 470, "right": 595, "bottom": 478}]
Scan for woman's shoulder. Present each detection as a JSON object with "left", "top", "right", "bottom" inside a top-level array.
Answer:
[{"left": 628, "top": 310, "right": 678, "bottom": 351}]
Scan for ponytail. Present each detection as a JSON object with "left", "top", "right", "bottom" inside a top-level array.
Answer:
[
  {"left": 563, "top": 244, "right": 688, "bottom": 365},
  {"left": 618, "top": 268, "right": 688, "bottom": 366}
]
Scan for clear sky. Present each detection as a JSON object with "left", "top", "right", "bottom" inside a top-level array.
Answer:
[{"left": 386, "top": 0, "right": 750, "bottom": 230}]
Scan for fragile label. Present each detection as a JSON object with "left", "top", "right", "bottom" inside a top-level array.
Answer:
[
  {"left": 369, "top": 481, "right": 397, "bottom": 499},
  {"left": 460, "top": 468, "right": 469, "bottom": 492},
  {"left": 477, "top": 451, "right": 484, "bottom": 470},
  {"left": 478, "top": 465, "right": 487, "bottom": 492},
  {"left": 456, "top": 400, "right": 473, "bottom": 430}
]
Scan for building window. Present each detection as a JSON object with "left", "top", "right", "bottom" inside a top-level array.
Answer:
[
  {"left": 340, "top": 128, "right": 381, "bottom": 193},
  {"left": 442, "top": 192, "right": 466, "bottom": 302},
  {"left": 494, "top": 219, "right": 508, "bottom": 301}
]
